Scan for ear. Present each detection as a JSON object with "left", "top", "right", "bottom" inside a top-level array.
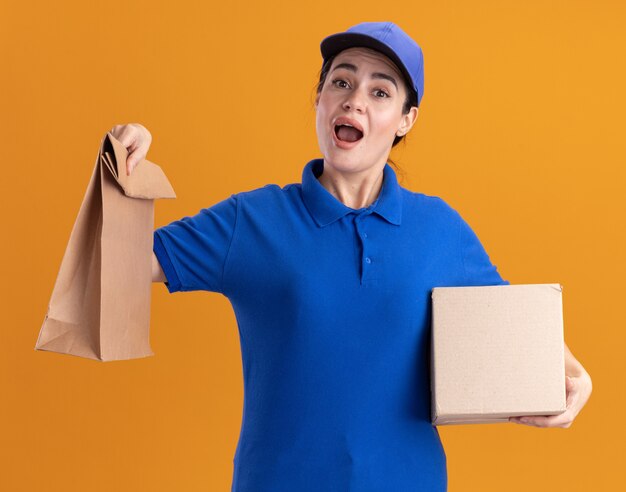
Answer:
[
  {"left": 314, "top": 91, "right": 320, "bottom": 107},
  {"left": 396, "top": 107, "right": 419, "bottom": 137}
]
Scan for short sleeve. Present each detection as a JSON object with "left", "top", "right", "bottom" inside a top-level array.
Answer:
[
  {"left": 457, "top": 212, "right": 509, "bottom": 286},
  {"left": 153, "top": 194, "right": 239, "bottom": 294}
]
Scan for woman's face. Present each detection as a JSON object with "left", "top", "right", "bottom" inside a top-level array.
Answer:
[{"left": 315, "top": 47, "right": 418, "bottom": 175}]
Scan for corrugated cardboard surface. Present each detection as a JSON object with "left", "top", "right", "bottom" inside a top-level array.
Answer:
[{"left": 431, "top": 284, "right": 566, "bottom": 425}]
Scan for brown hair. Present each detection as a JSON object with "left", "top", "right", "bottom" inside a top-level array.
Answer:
[{"left": 311, "top": 52, "right": 418, "bottom": 180}]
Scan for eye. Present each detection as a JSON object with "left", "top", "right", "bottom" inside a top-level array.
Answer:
[
  {"left": 331, "top": 78, "right": 349, "bottom": 89},
  {"left": 331, "top": 78, "right": 390, "bottom": 98}
]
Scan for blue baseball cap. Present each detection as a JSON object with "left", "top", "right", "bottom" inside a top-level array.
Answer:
[{"left": 320, "top": 22, "right": 425, "bottom": 107}]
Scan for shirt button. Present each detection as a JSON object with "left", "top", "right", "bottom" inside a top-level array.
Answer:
[
  {"left": 365, "top": 257, "right": 371, "bottom": 263},
  {"left": 363, "top": 232, "right": 368, "bottom": 238}
]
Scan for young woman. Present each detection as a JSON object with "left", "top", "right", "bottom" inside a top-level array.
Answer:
[{"left": 110, "top": 21, "right": 592, "bottom": 492}]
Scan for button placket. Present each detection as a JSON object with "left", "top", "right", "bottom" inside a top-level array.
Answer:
[{"left": 354, "top": 211, "right": 373, "bottom": 285}]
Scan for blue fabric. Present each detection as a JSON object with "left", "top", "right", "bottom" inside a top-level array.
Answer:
[{"left": 153, "top": 158, "right": 508, "bottom": 491}]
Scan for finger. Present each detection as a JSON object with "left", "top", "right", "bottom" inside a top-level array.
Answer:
[
  {"left": 513, "top": 405, "right": 577, "bottom": 428},
  {"left": 565, "top": 379, "right": 580, "bottom": 411},
  {"left": 109, "top": 124, "right": 122, "bottom": 139},
  {"left": 566, "top": 376, "right": 575, "bottom": 391},
  {"left": 119, "top": 126, "right": 140, "bottom": 152},
  {"left": 126, "top": 148, "right": 146, "bottom": 176},
  {"left": 522, "top": 412, "right": 573, "bottom": 428},
  {"left": 565, "top": 376, "right": 578, "bottom": 403}
]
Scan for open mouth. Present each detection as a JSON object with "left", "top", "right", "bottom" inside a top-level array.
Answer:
[{"left": 334, "top": 124, "right": 364, "bottom": 143}]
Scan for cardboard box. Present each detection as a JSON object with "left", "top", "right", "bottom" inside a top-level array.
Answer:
[{"left": 430, "top": 284, "right": 566, "bottom": 425}]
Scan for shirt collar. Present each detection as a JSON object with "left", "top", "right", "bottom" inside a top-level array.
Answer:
[{"left": 301, "top": 158, "right": 402, "bottom": 227}]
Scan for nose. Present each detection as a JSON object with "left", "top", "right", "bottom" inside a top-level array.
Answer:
[{"left": 342, "top": 87, "right": 366, "bottom": 113}]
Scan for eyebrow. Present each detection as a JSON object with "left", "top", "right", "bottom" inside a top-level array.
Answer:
[{"left": 331, "top": 62, "right": 399, "bottom": 91}]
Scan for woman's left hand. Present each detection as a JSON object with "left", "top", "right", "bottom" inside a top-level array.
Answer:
[{"left": 509, "top": 369, "right": 592, "bottom": 428}]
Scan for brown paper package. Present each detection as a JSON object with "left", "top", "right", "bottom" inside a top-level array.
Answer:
[
  {"left": 35, "top": 132, "right": 176, "bottom": 361},
  {"left": 430, "top": 283, "right": 566, "bottom": 425}
]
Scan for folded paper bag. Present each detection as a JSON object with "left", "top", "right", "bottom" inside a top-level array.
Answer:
[{"left": 35, "top": 132, "right": 176, "bottom": 361}]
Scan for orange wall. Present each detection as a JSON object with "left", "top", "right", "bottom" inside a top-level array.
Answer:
[{"left": 2, "top": 1, "right": 622, "bottom": 490}]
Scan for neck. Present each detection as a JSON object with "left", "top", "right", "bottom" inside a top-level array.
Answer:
[{"left": 318, "top": 161, "right": 385, "bottom": 209}]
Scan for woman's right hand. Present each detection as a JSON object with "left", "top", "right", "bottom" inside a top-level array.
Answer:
[{"left": 108, "top": 123, "right": 153, "bottom": 176}]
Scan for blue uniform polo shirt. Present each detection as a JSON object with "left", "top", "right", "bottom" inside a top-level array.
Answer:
[{"left": 153, "top": 158, "right": 508, "bottom": 492}]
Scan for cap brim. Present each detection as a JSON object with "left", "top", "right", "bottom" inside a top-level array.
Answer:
[{"left": 320, "top": 32, "right": 416, "bottom": 103}]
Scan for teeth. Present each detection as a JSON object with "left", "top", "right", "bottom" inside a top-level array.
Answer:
[{"left": 335, "top": 121, "right": 363, "bottom": 135}]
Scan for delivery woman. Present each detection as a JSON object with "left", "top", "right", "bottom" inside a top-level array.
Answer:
[{"left": 110, "top": 21, "right": 592, "bottom": 492}]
